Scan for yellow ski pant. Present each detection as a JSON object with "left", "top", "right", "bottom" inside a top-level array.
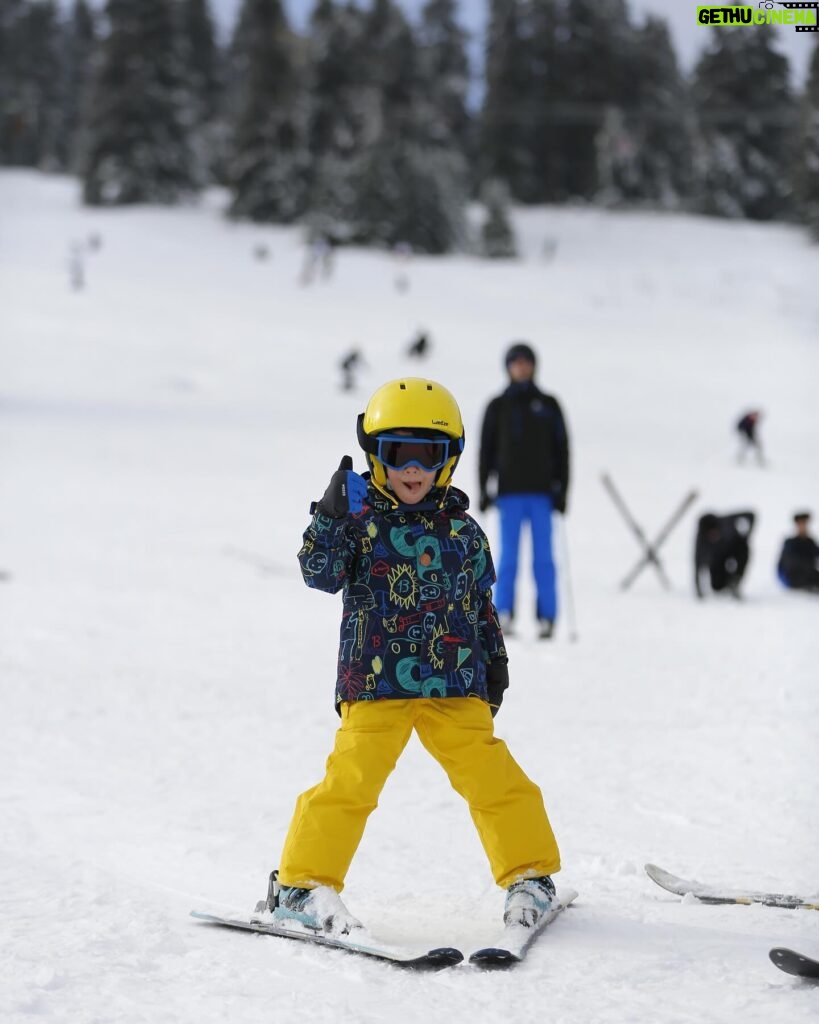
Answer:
[{"left": 278, "top": 697, "right": 560, "bottom": 891}]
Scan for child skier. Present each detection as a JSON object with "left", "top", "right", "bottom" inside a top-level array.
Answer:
[{"left": 254, "top": 377, "right": 561, "bottom": 936}]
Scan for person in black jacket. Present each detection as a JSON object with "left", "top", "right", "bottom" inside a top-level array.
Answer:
[
  {"left": 479, "top": 342, "right": 570, "bottom": 638},
  {"left": 777, "top": 512, "right": 819, "bottom": 592},
  {"left": 694, "top": 511, "right": 755, "bottom": 599}
]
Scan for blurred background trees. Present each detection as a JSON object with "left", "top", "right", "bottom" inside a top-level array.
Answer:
[{"left": 1, "top": 0, "right": 815, "bottom": 250}]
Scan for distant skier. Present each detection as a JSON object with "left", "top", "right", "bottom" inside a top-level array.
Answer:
[
  {"left": 251, "top": 377, "right": 561, "bottom": 938},
  {"left": 736, "top": 410, "right": 764, "bottom": 466},
  {"left": 777, "top": 511, "right": 819, "bottom": 593},
  {"left": 478, "top": 342, "right": 570, "bottom": 639},
  {"left": 392, "top": 240, "right": 412, "bottom": 293},
  {"left": 694, "top": 511, "right": 755, "bottom": 599},
  {"left": 300, "top": 233, "right": 334, "bottom": 285},
  {"left": 407, "top": 330, "right": 430, "bottom": 359},
  {"left": 68, "top": 242, "right": 85, "bottom": 291},
  {"left": 339, "top": 348, "right": 363, "bottom": 392}
]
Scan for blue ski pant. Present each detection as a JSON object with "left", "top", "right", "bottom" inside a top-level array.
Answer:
[{"left": 495, "top": 493, "right": 557, "bottom": 622}]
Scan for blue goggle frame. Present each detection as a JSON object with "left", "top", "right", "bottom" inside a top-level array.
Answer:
[{"left": 375, "top": 434, "right": 452, "bottom": 471}]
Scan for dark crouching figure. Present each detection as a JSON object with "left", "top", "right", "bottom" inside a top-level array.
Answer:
[
  {"left": 777, "top": 512, "right": 819, "bottom": 593},
  {"left": 694, "top": 511, "right": 756, "bottom": 599}
]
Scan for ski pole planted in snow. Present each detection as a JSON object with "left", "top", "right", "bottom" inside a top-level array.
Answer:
[{"left": 557, "top": 515, "right": 578, "bottom": 642}]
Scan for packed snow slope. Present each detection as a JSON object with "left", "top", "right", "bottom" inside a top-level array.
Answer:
[{"left": 1, "top": 171, "right": 817, "bottom": 1024}]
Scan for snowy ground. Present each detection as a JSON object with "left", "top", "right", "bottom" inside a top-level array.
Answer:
[{"left": 1, "top": 171, "right": 817, "bottom": 1024}]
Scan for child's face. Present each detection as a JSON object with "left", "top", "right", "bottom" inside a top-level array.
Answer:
[{"left": 386, "top": 464, "right": 437, "bottom": 504}]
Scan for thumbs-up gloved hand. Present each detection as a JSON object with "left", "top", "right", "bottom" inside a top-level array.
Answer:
[{"left": 313, "top": 456, "right": 368, "bottom": 518}]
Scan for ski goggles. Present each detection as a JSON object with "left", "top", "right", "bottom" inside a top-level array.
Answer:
[{"left": 374, "top": 434, "right": 453, "bottom": 472}]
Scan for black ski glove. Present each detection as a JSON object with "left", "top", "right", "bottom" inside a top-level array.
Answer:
[
  {"left": 551, "top": 485, "right": 566, "bottom": 515},
  {"left": 486, "top": 659, "right": 509, "bottom": 718},
  {"left": 479, "top": 491, "right": 494, "bottom": 513},
  {"left": 312, "top": 456, "right": 368, "bottom": 518}
]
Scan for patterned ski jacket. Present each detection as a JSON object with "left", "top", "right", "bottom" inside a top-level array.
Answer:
[{"left": 298, "top": 481, "right": 507, "bottom": 712}]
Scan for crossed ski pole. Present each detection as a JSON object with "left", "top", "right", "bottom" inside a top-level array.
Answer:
[{"left": 601, "top": 473, "right": 698, "bottom": 591}]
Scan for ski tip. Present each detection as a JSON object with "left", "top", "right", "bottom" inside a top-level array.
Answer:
[
  {"left": 644, "top": 864, "right": 683, "bottom": 889},
  {"left": 770, "top": 947, "right": 794, "bottom": 961},
  {"left": 426, "top": 947, "right": 464, "bottom": 967},
  {"left": 469, "top": 947, "right": 522, "bottom": 969},
  {"left": 769, "top": 947, "right": 819, "bottom": 980}
]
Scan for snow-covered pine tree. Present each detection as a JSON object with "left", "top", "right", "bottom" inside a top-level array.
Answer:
[
  {"left": 61, "top": 0, "right": 97, "bottom": 173},
  {"left": 2, "top": 0, "right": 64, "bottom": 169},
  {"left": 796, "top": 42, "right": 819, "bottom": 240},
  {"left": 558, "top": 0, "right": 636, "bottom": 200},
  {"left": 180, "top": 0, "right": 224, "bottom": 183},
  {"left": 302, "top": 0, "right": 368, "bottom": 238},
  {"left": 596, "top": 15, "right": 693, "bottom": 208},
  {"left": 480, "top": 0, "right": 537, "bottom": 202},
  {"left": 692, "top": 16, "right": 796, "bottom": 221},
  {"left": 81, "top": 0, "right": 200, "bottom": 205},
  {"left": 417, "top": 0, "right": 472, "bottom": 166},
  {"left": 525, "top": 0, "right": 563, "bottom": 202},
  {"left": 227, "top": 0, "right": 308, "bottom": 222},
  {"left": 349, "top": 0, "right": 467, "bottom": 253},
  {"left": 182, "top": 0, "right": 221, "bottom": 126},
  {"left": 0, "top": 0, "right": 21, "bottom": 163},
  {"left": 1, "top": 0, "right": 32, "bottom": 164}
]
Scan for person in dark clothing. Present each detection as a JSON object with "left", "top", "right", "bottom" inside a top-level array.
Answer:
[
  {"left": 694, "top": 511, "right": 756, "bottom": 599},
  {"left": 777, "top": 512, "right": 819, "bottom": 592},
  {"left": 339, "top": 349, "right": 363, "bottom": 392},
  {"left": 479, "top": 342, "right": 570, "bottom": 638},
  {"left": 736, "top": 410, "right": 764, "bottom": 466},
  {"left": 407, "top": 330, "right": 430, "bottom": 358}
]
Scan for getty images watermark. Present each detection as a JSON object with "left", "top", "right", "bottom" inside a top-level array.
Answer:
[{"left": 697, "top": 2, "right": 819, "bottom": 31}]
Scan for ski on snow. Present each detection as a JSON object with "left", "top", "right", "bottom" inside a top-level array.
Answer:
[
  {"left": 190, "top": 910, "right": 463, "bottom": 969},
  {"left": 469, "top": 889, "right": 578, "bottom": 969},
  {"left": 645, "top": 864, "right": 819, "bottom": 911},
  {"left": 769, "top": 948, "right": 819, "bottom": 980}
]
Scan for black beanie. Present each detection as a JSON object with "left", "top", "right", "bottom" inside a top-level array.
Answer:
[{"left": 505, "top": 342, "right": 536, "bottom": 369}]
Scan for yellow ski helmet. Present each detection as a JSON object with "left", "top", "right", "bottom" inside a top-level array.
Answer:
[{"left": 357, "top": 378, "right": 465, "bottom": 499}]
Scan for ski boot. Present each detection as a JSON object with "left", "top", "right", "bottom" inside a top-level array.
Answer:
[
  {"left": 504, "top": 875, "right": 556, "bottom": 928},
  {"left": 537, "top": 618, "right": 554, "bottom": 640},
  {"left": 253, "top": 870, "right": 363, "bottom": 937}
]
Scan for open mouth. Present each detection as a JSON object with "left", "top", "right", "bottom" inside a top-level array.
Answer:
[{"left": 400, "top": 479, "right": 425, "bottom": 498}]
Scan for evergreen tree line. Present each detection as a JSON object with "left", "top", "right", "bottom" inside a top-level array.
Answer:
[{"left": 1, "top": 0, "right": 818, "bottom": 249}]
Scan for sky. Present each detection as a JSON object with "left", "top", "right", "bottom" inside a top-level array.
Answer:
[{"left": 203, "top": 0, "right": 816, "bottom": 87}]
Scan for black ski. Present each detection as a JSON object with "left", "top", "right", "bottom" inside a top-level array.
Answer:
[
  {"left": 469, "top": 889, "right": 578, "bottom": 969},
  {"left": 770, "top": 948, "right": 819, "bottom": 980},
  {"left": 190, "top": 910, "right": 463, "bottom": 970},
  {"left": 645, "top": 864, "right": 819, "bottom": 911}
]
